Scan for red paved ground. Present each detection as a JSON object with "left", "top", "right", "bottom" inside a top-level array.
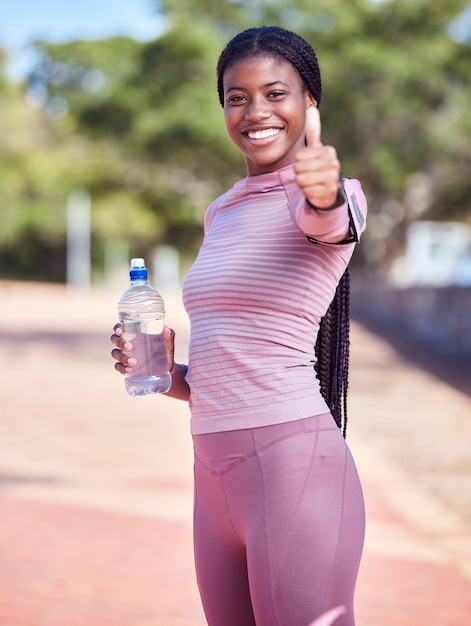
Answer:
[
  {"left": 1, "top": 281, "right": 470, "bottom": 625},
  {"left": 0, "top": 496, "right": 202, "bottom": 626}
]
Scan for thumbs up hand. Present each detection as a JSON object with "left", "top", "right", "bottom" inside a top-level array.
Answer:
[
  {"left": 294, "top": 106, "right": 342, "bottom": 209},
  {"left": 304, "top": 103, "right": 323, "bottom": 149}
]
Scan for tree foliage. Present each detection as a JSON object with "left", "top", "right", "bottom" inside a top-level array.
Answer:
[{"left": 0, "top": 0, "right": 470, "bottom": 280}]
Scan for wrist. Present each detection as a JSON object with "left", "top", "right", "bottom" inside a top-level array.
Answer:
[
  {"left": 165, "top": 362, "right": 190, "bottom": 401},
  {"left": 170, "top": 362, "right": 187, "bottom": 376},
  {"left": 308, "top": 176, "right": 346, "bottom": 212}
]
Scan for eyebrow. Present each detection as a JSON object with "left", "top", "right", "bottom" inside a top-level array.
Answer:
[{"left": 226, "top": 80, "right": 290, "bottom": 92}]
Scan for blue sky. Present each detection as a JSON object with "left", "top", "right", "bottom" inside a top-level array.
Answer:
[{"left": 0, "top": 0, "right": 165, "bottom": 80}]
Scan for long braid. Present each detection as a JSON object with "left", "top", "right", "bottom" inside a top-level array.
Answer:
[
  {"left": 217, "top": 27, "right": 352, "bottom": 436},
  {"left": 315, "top": 268, "right": 351, "bottom": 437}
]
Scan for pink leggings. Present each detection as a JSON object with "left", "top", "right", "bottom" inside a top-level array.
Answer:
[{"left": 192, "top": 414, "right": 365, "bottom": 626}]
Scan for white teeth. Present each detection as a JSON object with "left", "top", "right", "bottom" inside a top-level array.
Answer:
[{"left": 247, "top": 128, "right": 281, "bottom": 140}]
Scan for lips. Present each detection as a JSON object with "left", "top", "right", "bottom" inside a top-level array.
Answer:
[{"left": 245, "top": 127, "right": 282, "bottom": 140}]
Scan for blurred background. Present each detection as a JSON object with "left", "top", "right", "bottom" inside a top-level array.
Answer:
[
  {"left": 1, "top": 1, "right": 471, "bottom": 624},
  {"left": 1, "top": 0, "right": 471, "bottom": 361}
]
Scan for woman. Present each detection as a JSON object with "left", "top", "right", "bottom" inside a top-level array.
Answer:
[{"left": 112, "top": 26, "right": 367, "bottom": 626}]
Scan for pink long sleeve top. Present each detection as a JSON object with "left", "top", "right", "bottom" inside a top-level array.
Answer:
[{"left": 182, "top": 164, "right": 367, "bottom": 435}]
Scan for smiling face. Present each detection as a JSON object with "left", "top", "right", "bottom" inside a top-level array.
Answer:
[{"left": 222, "top": 53, "right": 315, "bottom": 176}]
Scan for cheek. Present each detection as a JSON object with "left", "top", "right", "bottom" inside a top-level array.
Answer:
[
  {"left": 287, "top": 109, "right": 307, "bottom": 142},
  {"left": 224, "top": 112, "right": 242, "bottom": 141}
]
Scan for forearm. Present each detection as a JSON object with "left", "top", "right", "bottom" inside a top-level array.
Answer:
[
  {"left": 301, "top": 201, "right": 350, "bottom": 243},
  {"left": 294, "top": 179, "right": 367, "bottom": 245},
  {"left": 164, "top": 362, "right": 190, "bottom": 401}
]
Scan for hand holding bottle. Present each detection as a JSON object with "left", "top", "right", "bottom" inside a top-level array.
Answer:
[
  {"left": 113, "top": 258, "right": 172, "bottom": 396},
  {"left": 111, "top": 324, "right": 175, "bottom": 377}
]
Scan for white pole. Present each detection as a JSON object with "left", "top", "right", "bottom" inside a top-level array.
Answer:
[
  {"left": 67, "top": 189, "right": 91, "bottom": 288},
  {"left": 153, "top": 245, "right": 180, "bottom": 291}
]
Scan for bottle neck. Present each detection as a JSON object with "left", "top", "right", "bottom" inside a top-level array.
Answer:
[{"left": 130, "top": 279, "right": 148, "bottom": 286}]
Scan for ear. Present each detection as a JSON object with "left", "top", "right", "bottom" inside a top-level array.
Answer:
[{"left": 305, "top": 91, "right": 317, "bottom": 109}]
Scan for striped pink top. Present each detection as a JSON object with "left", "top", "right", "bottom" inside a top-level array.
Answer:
[{"left": 183, "top": 164, "right": 367, "bottom": 434}]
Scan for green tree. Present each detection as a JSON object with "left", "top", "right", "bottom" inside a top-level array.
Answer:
[
  {"left": 1, "top": 0, "right": 470, "bottom": 280},
  {"left": 25, "top": 26, "right": 246, "bottom": 269},
  {"left": 155, "top": 0, "right": 471, "bottom": 268}
]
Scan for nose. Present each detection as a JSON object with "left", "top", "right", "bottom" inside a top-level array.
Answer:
[{"left": 244, "top": 96, "right": 271, "bottom": 121}]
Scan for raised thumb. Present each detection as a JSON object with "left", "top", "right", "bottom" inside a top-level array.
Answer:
[{"left": 305, "top": 105, "right": 322, "bottom": 148}]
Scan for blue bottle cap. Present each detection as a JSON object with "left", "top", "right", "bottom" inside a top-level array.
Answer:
[{"left": 129, "top": 257, "right": 148, "bottom": 280}]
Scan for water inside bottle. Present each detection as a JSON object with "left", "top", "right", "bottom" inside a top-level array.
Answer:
[{"left": 122, "top": 320, "right": 171, "bottom": 395}]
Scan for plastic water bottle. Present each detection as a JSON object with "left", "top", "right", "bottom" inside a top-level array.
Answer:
[{"left": 118, "top": 258, "right": 172, "bottom": 396}]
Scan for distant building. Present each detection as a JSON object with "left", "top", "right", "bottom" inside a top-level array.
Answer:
[{"left": 390, "top": 220, "right": 471, "bottom": 287}]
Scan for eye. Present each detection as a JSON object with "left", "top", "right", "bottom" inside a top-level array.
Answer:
[
  {"left": 227, "top": 94, "right": 247, "bottom": 105},
  {"left": 267, "top": 90, "right": 286, "bottom": 99}
]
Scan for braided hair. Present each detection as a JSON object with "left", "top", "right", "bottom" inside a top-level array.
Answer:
[
  {"left": 217, "top": 26, "right": 322, "bottom": 107},
  {"left": 217, "top": 26, "right": 352, "bottom": 437},
  {"left": 314, "top": 268, "right": 351, "bottom": 437}
]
